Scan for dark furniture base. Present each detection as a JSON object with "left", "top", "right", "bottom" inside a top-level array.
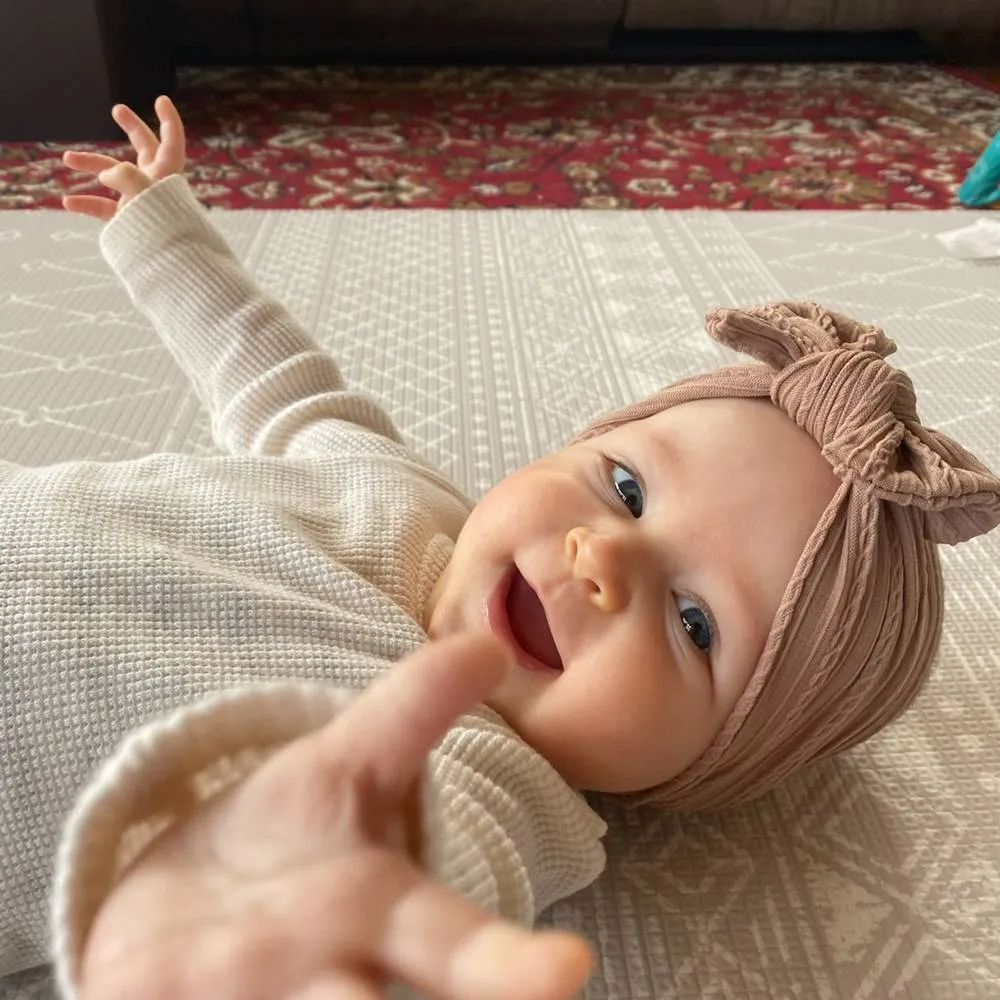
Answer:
[
  {"left": 0, "top": 0, "right": 960, "bottom": 145},
  {"left": 0, "top": 0, "right": 174, "bottom": 141}
]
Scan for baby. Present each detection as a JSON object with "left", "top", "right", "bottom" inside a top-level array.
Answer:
[{"left": 1, "top": 96, "right": 997, "bottom": 1000}]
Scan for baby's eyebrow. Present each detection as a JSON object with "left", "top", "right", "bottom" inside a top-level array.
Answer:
[{"left": 643, "top": 428, "right": 683, "bottom": 482}]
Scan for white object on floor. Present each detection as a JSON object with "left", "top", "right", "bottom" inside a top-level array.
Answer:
[{"left": 935, "top": 217, "right": 1000, "bottom": 259}]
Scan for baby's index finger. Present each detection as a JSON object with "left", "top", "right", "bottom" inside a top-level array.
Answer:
[{"left": 316, "top": 633, "right": 511, "bottom": 802}]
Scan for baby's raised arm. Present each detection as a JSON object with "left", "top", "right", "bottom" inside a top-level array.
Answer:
[{"left": 61, "top": 98, "right": 404, "bottom": 460}]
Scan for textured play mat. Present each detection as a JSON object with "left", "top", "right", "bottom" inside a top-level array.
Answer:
[{"left": 1, "top": 206, "right": 997, "bottom": 999}]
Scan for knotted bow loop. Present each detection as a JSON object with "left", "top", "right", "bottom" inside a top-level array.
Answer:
[
  {"left": 705, "top": 301, "right": 1000, "bottom": 545},
  {"left": 705, "top": 300, "right": 896, "bottom": 368}
]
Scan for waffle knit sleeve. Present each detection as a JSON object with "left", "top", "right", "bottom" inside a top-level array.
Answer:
[
  {"left": 99, "top": 175, "right": 403, "bottom": 458},
  {"left": 50, "top": 685, "right": 606, "bottom": 1000}
]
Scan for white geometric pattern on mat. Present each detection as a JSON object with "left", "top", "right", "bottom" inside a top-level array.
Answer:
[{"left": 0, "top": 209, "right": 997, "bottom": 1000}]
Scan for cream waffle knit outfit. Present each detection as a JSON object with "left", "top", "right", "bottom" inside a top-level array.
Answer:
[{"left": 0, "top": 176, "right": 606, "bottom": 996}]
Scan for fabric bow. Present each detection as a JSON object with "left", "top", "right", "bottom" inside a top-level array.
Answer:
[{"left": 705, "top": 301, "right": 1000, "bottom": 544}]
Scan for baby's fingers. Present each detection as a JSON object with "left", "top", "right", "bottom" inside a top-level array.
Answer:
[
  {"left": 151, "top": 95, "right": 186, "bottom": 175},
  {"left": 384, "top": 870, "right": 595, "bottom": 1000},
  {"left": 290, "top": 970, "right": 383, "bottom": 1000},
  {"left": 61, "top": 195, "right": 118, "bottom": 223},
  {"left": 61, "top": 156, "right": 153, "bottom": 221},
  {"left": 62, "top": 150, "right": 121, "bottom": 176},
  {"left": 112, "top": 97, "right": 186, "bottom": 178},
  {"left": 111, "top": 103, "right": 161, "bottom": 167},
  {"left": 317, "top": 633, "right": 511, "bottom": 804}
]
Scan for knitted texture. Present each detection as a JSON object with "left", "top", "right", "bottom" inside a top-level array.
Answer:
[
  {"left": 577, "top": 301, "right": 1000, "bottom": 811},
  {"left": 0, "top": 176, "right": 606, "bottom": 992}
]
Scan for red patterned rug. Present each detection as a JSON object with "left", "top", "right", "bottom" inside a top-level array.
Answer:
[{"left": 3, "top": 63, "right": 997, "bottom": 210}]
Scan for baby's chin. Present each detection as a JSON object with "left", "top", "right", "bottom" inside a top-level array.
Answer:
[{"left": 479, "top": 681, "right": 540, "bottom": 746}]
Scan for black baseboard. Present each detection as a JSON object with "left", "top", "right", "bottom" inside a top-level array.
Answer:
[
  {"left": 605, "top": 27, "right": 937, "bottom": 63},
  {"left": 176, "top": 28, "right": 941, "bottom": 69}
]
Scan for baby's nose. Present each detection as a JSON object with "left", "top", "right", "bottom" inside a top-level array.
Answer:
[{"left": 565, "top": 525, "right": 631, "bottom": 614}]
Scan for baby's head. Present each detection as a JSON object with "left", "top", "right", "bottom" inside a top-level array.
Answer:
[{"left": 426, "top": 301, "right": 1000, "bottom": 810}]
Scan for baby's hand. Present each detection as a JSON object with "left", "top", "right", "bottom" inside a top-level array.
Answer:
[
  {"left": 79, "top": 633, "right": 594, "bottom": 1000},
  {"left": 62, "top": 96, "right": 186, "bottom": 222}
]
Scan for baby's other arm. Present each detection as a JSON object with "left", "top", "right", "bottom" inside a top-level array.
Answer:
[
  {"left": 53, "top": 635, "right": 596, "bottom": 1000},
  {"left": 62, "top": 99, "right": 403, "bottom": 459}
]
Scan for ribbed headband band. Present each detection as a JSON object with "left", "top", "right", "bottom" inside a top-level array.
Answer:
[{"left": 574, "top": 301, "right": 1000, "bottom": 811}]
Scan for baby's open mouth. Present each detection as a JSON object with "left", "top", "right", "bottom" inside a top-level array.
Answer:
[{"left": 505, "top": 568, "right": 563, "bottom": 672}]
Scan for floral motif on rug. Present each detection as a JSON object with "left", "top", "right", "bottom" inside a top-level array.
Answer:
[{"left": 3, "top": 63, "right": 997, "bottom": 210}]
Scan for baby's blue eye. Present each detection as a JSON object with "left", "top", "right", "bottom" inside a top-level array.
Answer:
[
  {"left": 610, "top": 463, "right": 644, "bottom": 518},
  {"left": 677, "top": 596, "right": 713, "bottom": 652}
]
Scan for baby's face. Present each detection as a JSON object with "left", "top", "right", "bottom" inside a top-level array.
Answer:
[{"left": 426, "top": 397, "right": 838, "bottom": 793}]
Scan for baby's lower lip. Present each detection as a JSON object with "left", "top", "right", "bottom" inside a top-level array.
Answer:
[{"left": 486, "top": 567, "right": 562, "bottom": 675}]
